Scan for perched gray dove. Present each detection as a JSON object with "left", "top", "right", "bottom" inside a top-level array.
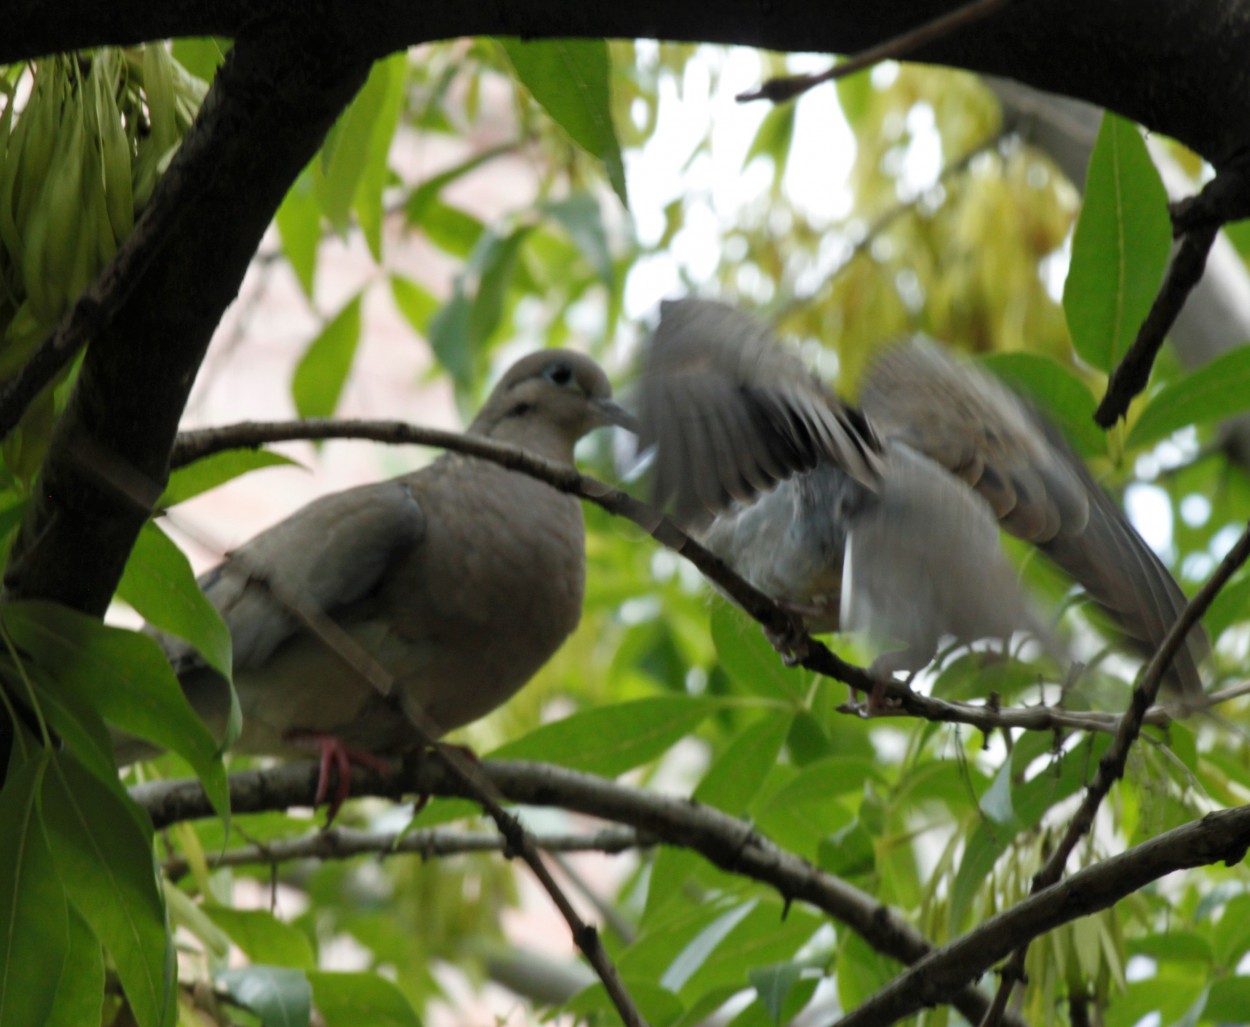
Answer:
[
  {"left": 639, "top": 298, "right": 1209, "bottom": 705},
  {"left": 116, "top": 350, "right": 635, "bottom": 814}
]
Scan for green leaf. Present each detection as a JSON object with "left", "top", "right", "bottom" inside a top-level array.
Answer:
[
  {"left": 275, "top": 171, "right": 321, "bottom": 298},
  {"left": 1204, "top": 977, "right": 1250, "bottom": 1022},
  {"left": 41, "top": 752, "right": 174, "bottom": 1027},
  {"left": 693, "top": 711, "right": 792, "bottom": 815},
  {"left": 314, "top": 57, "right": 401, "bottom": 239},
  {"left": 353, "top": 55, "right": 407, "bottom": 260},
  {"left": 3, "top": 600, "right": 231, "bottom": 818},
  {"left": 292, "top": 294, "right": 363, "bottom": 419},
  {"left": 661, "top": 900, "right": 758, "bottom": 992},
  {"left": 158, "top": 449, "right": 300, "bottom": 508},
  {"left": 498, "top": 38, "right": 628, "bottom": 206},
  {"left": 419, "top": 199, "right": 486, "bottom": 260},
  {"left": 389, "top": 274, "right": 440, "bottom": 337},
  {"left": 405, "top": 143, "right": 514, "bottom": 226},
  {"left": 743, "top": 102, "right": 795, "bottom": 190},
  {"left": 46, "top": 905, "right": 105, "bottom": 1027},
  {"left": 203, "top": 907, "right": 316, "bottom": 970},
  {"left": 1063, "top": 113, "right": 1171, "bottom": 373},
  {"left": 307, "top": 971, "right": 421, "bottom": 1027},
  {"left": 950, "top": 733, "right": 1109, "bottom": 928},
  {"left": 710, "top": 600, "right": 808, "bottom": 701},
  {"left": 467, "top": 226, "right": 532, "bottom": 351},
  {"left": 0, "top": 754, "right": 68, "bottom": 1027},
  {"left": 117, "top": 521, "right": 233, "bottom": 680},
  {"left": 1213, "top": 894, "right": 1250, "bottom": 969},
  {"left": 1128, "top": 345, "right": 1250, "bottom": 448},
  {"left": 489, "top": 695, "right": 724, "bottom": 776},
  {"left": 216, "top": 966, "right": 312, "bottom": 1027},
  {"left": 543, "top": 194, "right": 614, "bottom": 286},
  {"left": 979, "top": 351, "right": 1104, "bottom": 457},
  {"left": 426, "top": 281, "right": 473, "bottom": 388},
  {"left": 170, "top": 38, "right": 228, "bottom": 83},
  {"left": 749, "top": 962, "right": 802, "bottom": 1025}
]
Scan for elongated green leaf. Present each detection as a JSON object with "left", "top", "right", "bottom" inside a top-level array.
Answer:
[
  {"left": 662, "top": 900, "right": 758, "bottom": 992},
  {"left": 216, "top": 966, "right": 312, "bottom": 1027},
  {"left": 1063, "top": 113, "right": 1170, "bottom": 373},
  {"left": 308, "top": 971, "right": 421, "bottom": 1027},
  {"left": 117, "top": 521, "right": 232, "bottom": 679},
  {"left": 204, "top": 907, "right": 316, "bottom": 970},
  {"left": 543, "top": 194, "right": 613, "bottom": 285},
  {"left": 275, "top": 171, "right": 321, "bottom": 297},
  {"left": 292, "top": 294, "right": 362, "bottom": 419},
  {"left": 489, "top": 695, "right": 723, "bottom": 776},
  {"left": 1128, "top": 345, "right": 1250, "bottom": 448},
  {"left": 750, "top": 962, "right": 803, "bottom": 1025},
  {"left": 468, "top": 226, "right": 532, "bottom": 350},
  {"left": 498, "top": 38, "right": 628, "bottom": 206},
  {"left": 46, "top": 905, "right": 105, "bottom": 1027},
  {"left": 3, "top": 600, "right": 230, "bottom": 818},
  {"left": 710, "top": 600, "right": 807, "bottom": 701},
  {"left": 979, "top": 351, "right": 1104, "bottom": 457},
  {"left": 352, "top": 54, "right": 407, "bottom": 260},
  {"left": 693, "top": 711, "right": 792, "bottom": 816},
  {"left": 389, "top": 274, "right": 440, "bottom": 337},
  {"left": 0, "top": 754, "right": 67, "bottom": 1027},
  {"left": 314, "top": 57, "right": 401, "bottom": 238},
  {"left": 950, "top": 733, "right": 1109, "bottom": 928},
  {"left": 41, "top": 752, "right": 174, "bottom": 1027},
  {"left": 405, "top": 144, "right": 514, "bottom": 226},
  {"left": 426, "top": 281, "right": 473, "bottom": 387},
  {"left": 159, "top": 449, "right": 300, "bottom": 508}
]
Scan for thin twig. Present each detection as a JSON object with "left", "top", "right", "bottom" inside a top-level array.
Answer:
[
  {"left": 162, "top": 824, "right": 650, "bottom": 880},
  {"left": 978, "top": 520, "right": 1250, "bottom": 1025},
  {"left": 736, "top": 0, "right": 1013, "bottom": 104},
  {"left": 1094, "top": 221, "right": 1219, "bottom": 427}
]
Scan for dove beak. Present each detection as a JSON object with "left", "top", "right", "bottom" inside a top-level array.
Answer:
[{"left": 594, "top": 398, "right": 640, "bottom": 434}]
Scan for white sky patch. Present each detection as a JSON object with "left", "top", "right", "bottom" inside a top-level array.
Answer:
[{"left": 1125, "top": 483, "right": 1174, "bottom": 554}]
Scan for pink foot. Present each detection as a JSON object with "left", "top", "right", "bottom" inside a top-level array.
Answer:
[{"left": 285, "top": 731, "right": 392, "bottom": 826}]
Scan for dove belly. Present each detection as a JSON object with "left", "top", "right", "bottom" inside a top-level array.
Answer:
[
  {"left": 844, "top": 443, "right": 1045, "bottom": 671},
  {"left": 699, "top": 463, "right": 857, "bottom": 630}
]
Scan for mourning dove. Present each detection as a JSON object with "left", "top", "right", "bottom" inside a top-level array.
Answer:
[
  {"left": 116, "top": 350, "right": 635, "bottom": 811},
  {"left": 640, "top": 298, "right": 1209, "bottom": 704}
]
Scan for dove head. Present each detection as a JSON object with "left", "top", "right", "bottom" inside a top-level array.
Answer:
[{"left": 470, "top": 350, "right": 637, "bottom": 461}]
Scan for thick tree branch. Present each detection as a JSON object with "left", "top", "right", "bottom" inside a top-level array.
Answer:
[
  {"left": 5, "top": 1, "right": 1250, "bottom": 176},
  {"left": 135, "top": 756, "right": 1250, "bottom": 1027},
  {"left": 2, "top": 23, "right": 372, "bottom": 613},
  {"left": 134, "top": 757, "right": 1020, "bottom": 1027}
]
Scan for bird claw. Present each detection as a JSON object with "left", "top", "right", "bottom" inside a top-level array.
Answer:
[
  {"left": 764, "top": 610, "right": 813, "bottom": 666},
  {"left": 285, "top": 730, "right": 393, "bottom": 827}
]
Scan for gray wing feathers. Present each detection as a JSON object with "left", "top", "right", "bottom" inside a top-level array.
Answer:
[
  {"left": 641, "top": 298, "right": 882, "bottom": 523},
  {"left": 174, "top": 479, "right": 426, "bottom": 676}
]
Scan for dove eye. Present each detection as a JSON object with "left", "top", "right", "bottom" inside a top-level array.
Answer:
[{"left": 545, "top": 363, "right": 573, "bottom": 387}]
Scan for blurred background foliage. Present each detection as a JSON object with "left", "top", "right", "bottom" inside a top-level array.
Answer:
[{"left": 4, "top": 30, "right": 1250, "bottom": 1027}]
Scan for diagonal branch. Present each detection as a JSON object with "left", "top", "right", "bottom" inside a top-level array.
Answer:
[
  {"left": 134, "top": 757, "right": 1250, "bottom": 1027},
  {"left": 134, "top": 757, "right": 1024, "bottom": 1027}
]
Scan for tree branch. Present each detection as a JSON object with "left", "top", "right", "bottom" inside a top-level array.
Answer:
[
  {"left": 162, "top": 824, "right": 651, "bottom": 879},
  {"left": 135, "top": 756, "right": 1250, "bottom": 1027},
  {"left": 2, "top": 24, "right": 373, "bottom": 614},
  {"left": 171, "top": 418, "right": 1201, "bottom": 738},
  {"left": 134, "top": 757, "right": 1022, "bottom": 1027}
]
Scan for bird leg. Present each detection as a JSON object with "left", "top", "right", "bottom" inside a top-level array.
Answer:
[
  {"left": 284, "top": 730, "right": 393, "bottom": 826},
  {"left": 400, "top": 741, "right": 483, "bottom": 818},
  {"left": 763, "top": 604, "right": 816, "bottom": 666}
]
